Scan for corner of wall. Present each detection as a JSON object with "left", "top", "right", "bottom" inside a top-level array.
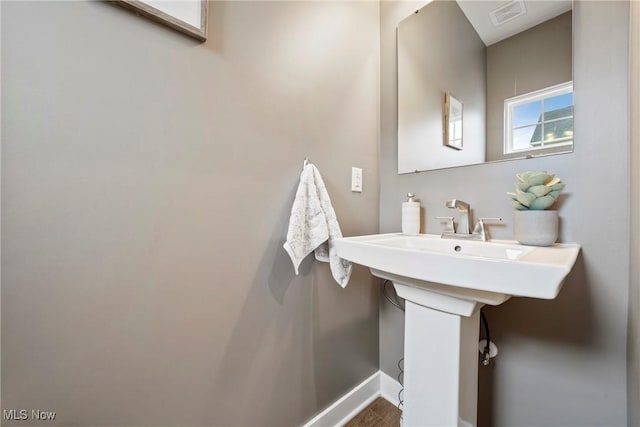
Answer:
[{"left": 628, "top": 1, "right": 640, "bottom": 425}]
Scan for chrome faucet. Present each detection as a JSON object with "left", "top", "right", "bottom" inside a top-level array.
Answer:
[
  {"left": 446, "top": 199, "right": 471, "bottom": 234},
  {"left": 439, "top": 199, "right": 502, "bottom": 241}
]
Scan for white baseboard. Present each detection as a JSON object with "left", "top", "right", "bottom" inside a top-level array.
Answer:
[
  {"left": 302, "top": 370, "right": 402, "bottom": 427},
  {"left": 379, "top": 370, "right": 402, "bottom": 407}
]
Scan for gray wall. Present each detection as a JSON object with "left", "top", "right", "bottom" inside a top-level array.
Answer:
[
  {"left": 397, "top": 0, "right": 486, "bottom": 173},
  {"left": 486, "top": 12, "right": 573, "bottom": 162},
  {"left": 381, "top": 1, "right": 629, "bottom": 425},
  {"left": 1, "top": 1, "right": 380, "bottom": 425},
  {"left": 628, "top": 2, "right": 640, "bottom": 425}
]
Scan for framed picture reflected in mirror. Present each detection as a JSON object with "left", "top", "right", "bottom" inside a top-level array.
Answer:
[{"left": 443, "top": 92, "right": 463, "bottom": 150}]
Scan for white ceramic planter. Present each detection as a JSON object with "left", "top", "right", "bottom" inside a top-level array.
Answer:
[{"left": 514, "top": 210, "right": 559, "bottom": 246}]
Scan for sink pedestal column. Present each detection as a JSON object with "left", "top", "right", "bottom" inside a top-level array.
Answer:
[{"left": 395, "top": 284, "right": 482, "bottom": 427}]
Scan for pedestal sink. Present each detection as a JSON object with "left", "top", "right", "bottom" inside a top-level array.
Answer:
[{"left": 335, "top": 233, "right": 580, "bottom": 427}]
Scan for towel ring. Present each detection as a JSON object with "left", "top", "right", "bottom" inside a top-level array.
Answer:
[{"left": 303, "top": 157, "right": 309, "bottom": 168}]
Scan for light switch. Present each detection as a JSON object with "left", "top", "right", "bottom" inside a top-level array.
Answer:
[{"left": 351, "top": 167, "right": 363, "bottom": 192}]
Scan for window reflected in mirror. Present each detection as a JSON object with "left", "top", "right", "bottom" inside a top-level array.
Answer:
[{"left": 505, "top": 81, "right": 574, "bottom": 155}]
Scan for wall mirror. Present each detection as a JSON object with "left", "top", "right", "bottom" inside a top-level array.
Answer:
[{"left": 398, "top": 0, "right": 573, "bottom": 173}]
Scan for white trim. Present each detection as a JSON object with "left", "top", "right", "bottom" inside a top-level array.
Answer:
[
  {"left": 380, "top": 371, "right": 403, "bottom": 407},
  {"left": 302, "top": 371, "right": 403, "bottom": 427},
  {"left": 504, "top": 80, "right": 573, "bottom": 106}
]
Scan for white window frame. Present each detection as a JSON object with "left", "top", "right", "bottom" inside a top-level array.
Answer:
[{"left": 504, "top": 81, "right": 574, "bottom": 155}]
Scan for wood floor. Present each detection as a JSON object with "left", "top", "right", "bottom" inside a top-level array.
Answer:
[{"left": 344, "top": 397, "right": 402, "bottom": 427}]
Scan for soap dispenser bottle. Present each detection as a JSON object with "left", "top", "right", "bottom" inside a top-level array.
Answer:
[{"left": 402, "top": 192, "right": 421, "bottom": 235}]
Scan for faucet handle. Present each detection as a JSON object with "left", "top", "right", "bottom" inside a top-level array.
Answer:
[
  {"left": 478, "top": 217, "right": 503, "bottom": 223},
  {"left": 473, "top": 218, "right": 503, "bottom": 240},
  {"left": 436, "top": 216, "right": 456, "bottom": 233}
]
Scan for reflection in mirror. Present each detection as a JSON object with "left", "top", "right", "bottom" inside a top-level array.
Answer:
[
  {"left": 444, "top": 92, "right": 464, "bottom": 150},
  {"left": 503, "top": 81, "right": 574, "bottom": 157},
  {"left": 398, "top": 0, "right": 573, "bottom": 173}
]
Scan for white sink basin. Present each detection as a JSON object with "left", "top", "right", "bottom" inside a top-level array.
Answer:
[{"left": 335, "top": 233, "right": 580, "bottom": 310}]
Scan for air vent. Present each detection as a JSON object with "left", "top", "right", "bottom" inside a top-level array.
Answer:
[{"left": 489, "top": 0, "right": 527, "bottom": 26}]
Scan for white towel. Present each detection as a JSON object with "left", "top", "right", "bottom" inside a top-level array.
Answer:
[{"left": 283, "top": 163, "right": 352, "bottom": 288}]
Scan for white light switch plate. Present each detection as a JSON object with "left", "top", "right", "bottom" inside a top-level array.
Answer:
[{"left": 351, "top": 167, "right": 363, "bottom": 192}]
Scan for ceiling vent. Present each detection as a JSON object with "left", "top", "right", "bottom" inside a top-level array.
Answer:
[{"left": 490, "top": 0, "right": 527, "bottom": 26}]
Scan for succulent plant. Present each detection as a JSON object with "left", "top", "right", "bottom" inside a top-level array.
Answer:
[{"left": 507, "top": 171, "right": 565, "bottom": 210}]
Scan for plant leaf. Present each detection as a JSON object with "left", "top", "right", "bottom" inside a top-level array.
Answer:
[{"left": 530, "top": 195, "right": 556, "bottom": 210}]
